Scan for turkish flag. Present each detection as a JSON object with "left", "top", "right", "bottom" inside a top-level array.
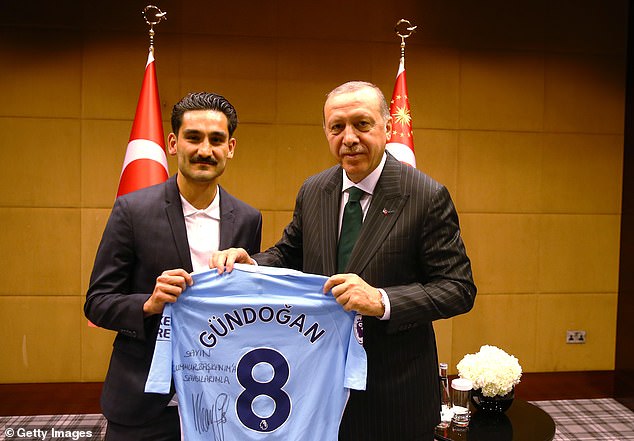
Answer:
[
  {"left": 89, "top": 51, "right": 169, "bottom": 328},
  {"left": 386, "top": 57, "right": 416, "bottom": 167},
  {"left": 117, "top": 50, "right": 169, "bottom": 197}
]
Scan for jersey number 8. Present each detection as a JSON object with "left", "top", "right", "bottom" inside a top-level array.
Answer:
[{"left": 236, "top": 348, "right": 291, "bottom": 432}]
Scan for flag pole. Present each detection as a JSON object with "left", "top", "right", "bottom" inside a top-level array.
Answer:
[
  {"left": 386, "top": 19, "right": 418, "bottom": 168},
  {"left": 394, "top": 18, "right": 417, "bottom": 61},
  {"left": 89, "top": 5, "right": 169, "bottom": 328},
  {"left": 142, "top": 4, "right": 167, "bottom": 55},
  {"left": 115, "top": 5, "right": 170, "bottom": 197}
]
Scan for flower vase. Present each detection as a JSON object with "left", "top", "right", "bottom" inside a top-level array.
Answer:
[{"left": 471, "top": 387, "right": 515, "bottom": 413}]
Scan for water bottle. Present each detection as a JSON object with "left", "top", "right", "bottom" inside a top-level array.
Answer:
[{"left": 436, "top": 362, "right": 452, "bottom": 428}]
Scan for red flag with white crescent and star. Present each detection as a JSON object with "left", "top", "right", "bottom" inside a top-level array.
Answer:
[
  {"left": 88, "top": 51, "right": 168, "bottom": 328},
  {"left": 116, "top": 50, "right": 169, "bottom": 197},
  {"left": 386, "top": 56, "right": 416, "bottom": 167}
]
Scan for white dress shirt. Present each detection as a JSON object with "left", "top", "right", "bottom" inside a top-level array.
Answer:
[
  {"left": 180, "top": 188, "right": 221, "bottom": 272},
  {"left": 169, "top": 187, "right": 221, "bottom": 412}
]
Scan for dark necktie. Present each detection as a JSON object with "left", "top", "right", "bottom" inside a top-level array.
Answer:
[{"left": 337, "top": 187, "right": 365, "bottom": 273}]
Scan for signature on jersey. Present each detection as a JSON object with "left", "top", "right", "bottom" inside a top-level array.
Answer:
[{"left": 191, "top": 392, "right": 229, "bottom": 441}]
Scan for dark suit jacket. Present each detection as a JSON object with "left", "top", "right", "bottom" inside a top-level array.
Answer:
[
  {"left": 254, "top": 153, "right": 476, "bottom": 440},
  {"left": 84, "top": 175, "right": 262, "bottom": 426}
]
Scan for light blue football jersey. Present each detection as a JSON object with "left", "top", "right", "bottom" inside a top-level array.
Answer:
[{"left": 145, "top": 264, "right": 367, "bottom": 441}]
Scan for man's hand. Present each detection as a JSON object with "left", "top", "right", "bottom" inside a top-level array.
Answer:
[
  {"left": 323, "top": 273, "right": 385, "bottom": 317},
  {"left": 143, "top": 269, "right": 193, "bottom": 317},
  {"left": 209, "top": 248, "right": 255, "bottom": 274}
]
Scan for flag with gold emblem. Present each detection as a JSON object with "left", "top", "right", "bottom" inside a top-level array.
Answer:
[{"left": 386, "top": 57, "right": 416, "bottom": 167}]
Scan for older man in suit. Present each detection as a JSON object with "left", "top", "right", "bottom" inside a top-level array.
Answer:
[
  {"left": 211, "top": 81, "right": 476, "bottom": 440},
  {"left": 85, "top": 92, "right": 262, "bottom": 440}
]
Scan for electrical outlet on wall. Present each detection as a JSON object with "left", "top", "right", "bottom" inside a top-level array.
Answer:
[{"left": 566, "top": 330, "right": 586, "bottom": 344}]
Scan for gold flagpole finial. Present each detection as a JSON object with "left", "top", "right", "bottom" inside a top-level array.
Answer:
[
  {"left": 143, "top": 5, "right": 167, "bottom": 54},
  {"left": 394, "top": 19, "right": 417, "bottom": 58}
]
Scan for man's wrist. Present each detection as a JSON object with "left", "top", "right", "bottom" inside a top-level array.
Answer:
[{"left": 377, "top": 288, "right": 391, "bottom": 320}]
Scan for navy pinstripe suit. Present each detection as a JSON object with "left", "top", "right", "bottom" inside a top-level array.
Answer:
[{"left": 254, "top": 153, "right": 476, "bottom": 440}]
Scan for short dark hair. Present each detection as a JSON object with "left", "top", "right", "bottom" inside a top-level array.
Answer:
[{"left": 171, "top": 92, "right": 238, "bottom": 136}]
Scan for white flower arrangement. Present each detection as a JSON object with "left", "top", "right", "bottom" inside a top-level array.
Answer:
[{"left": 456, "top": 345, "right": 522, "bottom": 397}]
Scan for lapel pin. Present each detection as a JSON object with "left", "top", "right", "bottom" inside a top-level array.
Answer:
[{"left": 382, "top": 208, "right": 395, "bottom": 216}]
